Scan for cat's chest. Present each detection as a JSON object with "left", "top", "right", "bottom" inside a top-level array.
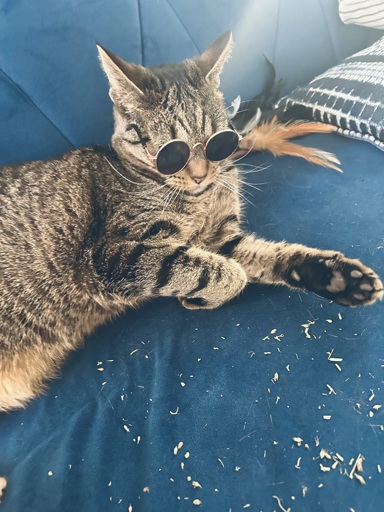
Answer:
[
  {"left": 134, "top": 186, "right": 239, "bottom": 244},
  {"left": 134, "top": 206, "right": 210, "bottom": 244}
]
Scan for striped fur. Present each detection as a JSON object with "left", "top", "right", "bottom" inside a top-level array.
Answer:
[{"left": 0, "top": 32, "right": 382, "bottom": 411}]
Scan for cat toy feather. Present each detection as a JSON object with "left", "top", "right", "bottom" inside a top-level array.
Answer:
[{"left": 235, "top": 117, "right": 342, "bottom": 172}]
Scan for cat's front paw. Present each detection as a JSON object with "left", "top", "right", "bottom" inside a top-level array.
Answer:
[
  {"left": 177, "top": 257, "right": 247, "bottom": 310},
  {"left": 287, "top": 252, "right": 383, "bottom": 306}
]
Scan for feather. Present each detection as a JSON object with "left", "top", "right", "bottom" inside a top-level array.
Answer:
[
  {"left": 230, "top": 57, "right": 286, "bottom": 132},
  {"left": 227, "top": 95, "right": 242, "bottom": 119},
  {"left": 236, "top": 117, "right": 342, "bottom": 172}
]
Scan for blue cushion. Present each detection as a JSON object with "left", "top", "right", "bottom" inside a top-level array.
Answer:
[{"left": 0, "top": 0, "right": 381, "bottom": 164}]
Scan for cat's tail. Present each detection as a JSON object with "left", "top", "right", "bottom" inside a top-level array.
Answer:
[{"left": 236, "top": 117, "right": 342, "bottom": 172}]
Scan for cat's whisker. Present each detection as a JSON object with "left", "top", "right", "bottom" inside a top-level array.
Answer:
[
  {"left": 216, "top": 177, "right": 257, "bottom": 208},
  {"left": 236, "top": 179, "right": 266, "bottom": 192},
  {"left": 145, "top": 187, "right": 173, "bottom": 214},
  {"left": 215, "top": 180, "right": 232, "bottom": 199},
  {"left": 145, "top": 181, "right": 185, "bottom": 214},
  {"left": 166, "top": 185, "right": 180, "bottom": 211},
  {"left": 220, "top": 163, "right": 271, "bottom": 176},
  {"left": 172, "top": 187, "right": 183, "bottom": 209},
  {"left": 237, "top": 164, "right": 272, "bottom": 174},
  {"left": 145, "top": 198, "right": 165, "bottom": 215},
  {"left": 221, "top": 167, "right": 269, "bottom": 190},
  {"left": 235, "top": 162, "right": 269, "bottom": 169},
  {"left": 216, "top": 179, "right": 240, "bottom": 200},
  {"left": 226, "top": 180, "right": 257, "bottom": 198},
  {"left": 104, "top": 156, "right": 143, "bottom": 186},
  {"left": 161, "top": 184, "right": 179, "bottom": 214},
  {"left": 219, "top": 170, "right": 269, "bottom": 197},
  {"left": 224, "top": 177, "right": 257, "bottom": 205},
  {"left": 104, "top": 156, "right": 167, "bottom": 196},
  {"left": 160, "top": 189, "right": 173, "bottom": 213}
]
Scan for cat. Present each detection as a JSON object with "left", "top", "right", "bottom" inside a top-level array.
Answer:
[{"left": 0, "top": 31, "right": 382, "bottom": 412}]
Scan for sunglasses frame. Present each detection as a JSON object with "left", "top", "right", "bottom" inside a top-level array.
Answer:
[{"left": 144, "top": 128, "right": 242, "bottom": 176}]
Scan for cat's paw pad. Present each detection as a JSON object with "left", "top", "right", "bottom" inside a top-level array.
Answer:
[
  {"left": 288, "top": 254, "right": 383, "bottom": 306},
  {"left": 178, "top": 297, "right": 210, "bottom": 310}
]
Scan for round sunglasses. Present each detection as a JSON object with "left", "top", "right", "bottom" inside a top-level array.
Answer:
[{"left": 145, "top": 129, "right": 242, "bottom": 175}]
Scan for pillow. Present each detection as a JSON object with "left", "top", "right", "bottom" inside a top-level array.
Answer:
[
  {"left": 339, "top": 0, "right": 384, "bottom": 30},
  {"left": 276, "top": 36, "right": 384, "bottom": 150}
]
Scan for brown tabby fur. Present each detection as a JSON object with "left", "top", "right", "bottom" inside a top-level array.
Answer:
[{"left": 0, "top": 32, "right": 382, "bottom": 412}]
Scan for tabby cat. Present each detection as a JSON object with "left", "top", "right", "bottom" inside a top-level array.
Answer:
[{"left": 0, "top": 32, "right": 382, "bottom": 412}]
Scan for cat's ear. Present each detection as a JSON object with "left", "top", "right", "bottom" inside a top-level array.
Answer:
[
  {"left": 195, "top": 31, "right": 233, "bottom": 86},
  {"left": 97, "top": 44, "right": 148, "bottom": 103}
]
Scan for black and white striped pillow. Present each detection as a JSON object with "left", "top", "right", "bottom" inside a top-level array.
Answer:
[
  {"left": 277, "top": 36, "right": 384, "bottom": 150},
  {"left": 339, "top": 0, "right": 384, "bottom": 30}
]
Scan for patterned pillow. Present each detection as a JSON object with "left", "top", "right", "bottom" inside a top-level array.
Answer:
[
  {"left": 276, "top": 36, "right": 384, "bottom": 150},
  {"left": 339, "top": 0, "right": 384, "bottom": 30}
]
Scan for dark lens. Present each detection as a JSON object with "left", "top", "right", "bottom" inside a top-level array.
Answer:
[
  {"left": 205, "top": 130, "right": 239, "bottom": 162},
  {"left": 156, "top": 141, "right": 190, "bottom": 175}
]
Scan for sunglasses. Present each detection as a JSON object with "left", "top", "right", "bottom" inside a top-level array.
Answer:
[{"left": 145, "top": 129, "right": 242, "bottom": 175}]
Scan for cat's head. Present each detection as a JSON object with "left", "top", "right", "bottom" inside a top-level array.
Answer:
[{"left": 97, "top": 32, "right": 237, "bottom": 195}]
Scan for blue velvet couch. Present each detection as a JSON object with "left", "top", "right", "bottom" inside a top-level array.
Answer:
[{"left": 1, "top": 1, "right": 383, "bottom": 511}]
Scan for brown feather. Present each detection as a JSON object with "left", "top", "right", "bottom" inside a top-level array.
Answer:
[{"left": 237, "top": 117, "right": 341, "bottom": 172}]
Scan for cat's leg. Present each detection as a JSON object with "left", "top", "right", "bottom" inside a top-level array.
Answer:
[
  {"left": 94, "top": 242, "right": 247, "bottom": 310},
  {"left": 217, "top": 234, "right": 383, "bottom": 306}
]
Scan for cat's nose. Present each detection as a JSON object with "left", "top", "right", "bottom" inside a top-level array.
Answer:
[
  {"left": 191, "top": 176, "right": 206, "bottom": 184},
  {"left": 187, "top": 158, "right": 209, "bottom": 184}
]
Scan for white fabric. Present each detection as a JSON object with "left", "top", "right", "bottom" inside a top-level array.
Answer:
[{"left": 339, "top": 0, "right": 384, "bottom": 29}]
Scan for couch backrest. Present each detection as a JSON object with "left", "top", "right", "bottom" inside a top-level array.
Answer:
[{"left": 0, "top": 0, "right": 381, "bottom": 164}]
